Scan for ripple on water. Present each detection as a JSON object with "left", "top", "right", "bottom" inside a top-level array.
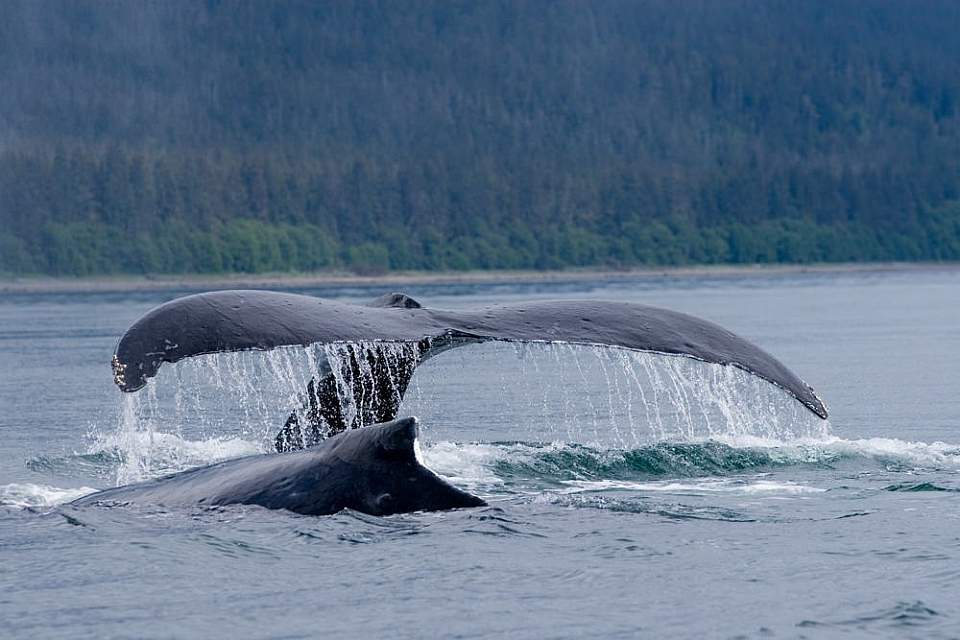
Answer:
[
  {"left": 798, "top": 601, "right": 944, "bottom": 632},
  {"left": 885, "top": 481, "right": 958, "bottom": 492},
  {"left": 544, "top": 493, "right": 758, "bottom": 522}
]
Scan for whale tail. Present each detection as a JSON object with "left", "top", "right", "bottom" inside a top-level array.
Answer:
[
  {"left": 275, "top": 341, "right": 426, "bottom": 452},
  {"left": 274, "top": 329, "right": 477, "bottom": 452},
  {"left": 112, "top": 289, "right": 829, "bottom": 454}
]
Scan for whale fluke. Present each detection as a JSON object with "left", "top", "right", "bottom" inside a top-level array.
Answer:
[{"left": 110, "top": 290, "right": 828, "bottom": 451}]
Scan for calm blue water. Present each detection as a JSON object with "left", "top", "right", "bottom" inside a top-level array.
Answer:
[{"left": 1, "top": 268, "right": 959, "bottom": 639}]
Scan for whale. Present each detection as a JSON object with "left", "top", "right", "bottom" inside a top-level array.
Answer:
[
  {"left": 110, "top": 290, "right": 828, "bottom": 451},
  {"left": 70, "top": 417, "right": 486, "bottom": 516}
]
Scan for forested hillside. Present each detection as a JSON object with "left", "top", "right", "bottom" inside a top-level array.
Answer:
[{"left": 2, "top": 0, "right": 960, "bottom": 275}]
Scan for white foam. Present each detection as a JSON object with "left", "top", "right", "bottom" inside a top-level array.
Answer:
[
  {"left": 711, "top": 434, "right": 960, "bottom": 468},
  {"left": 817, "top": 436, "right": 960, "bottom": 467},
  {"left": 0, "top": 483, "right": 96, "bottom": 508},
  {"left": 420, "top": 441, "right": 511, "bottom": 490},
  {"left": 418, "top": 434, "right": 960, "bottom": 498},
  {"left": 560, "top": 478, "right": 825, "bottom": 495}
]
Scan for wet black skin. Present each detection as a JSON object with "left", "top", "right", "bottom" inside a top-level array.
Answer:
[{"left": 71, "top": 418, "right": 486, "bottom": 516}]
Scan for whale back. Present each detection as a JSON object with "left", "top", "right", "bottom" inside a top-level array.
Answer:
[{"left": 70, "top": 418, "right": 485, "bottom": 516}]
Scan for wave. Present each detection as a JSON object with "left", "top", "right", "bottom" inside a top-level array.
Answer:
[
  {"left": 738, "top": 435, "right": 960, "bottom": 470},
  {"left": 422, "top": 434, "right": 960, "bottom": 493},
  {"left": 885, "top": 481, "right": 958, "bottom": 492},
  {"left": 36, "top": 431, "right": 960, "bottom": 489},
  {"left": 799, "top": 600, "right": 943, "bottom": 631},
  {"left": 11, "top": 429, "right": 959, "bottom": 511}
]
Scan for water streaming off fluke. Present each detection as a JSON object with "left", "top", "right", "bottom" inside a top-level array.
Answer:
[{"left": 101, "top": 341, "right": 829, "bottom": 484}]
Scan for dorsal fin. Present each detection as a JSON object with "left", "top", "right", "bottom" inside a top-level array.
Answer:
[
  {"left": 331, "top": 417, "right": 420, "bottom": 464},
  {"left": 371, "top": 416, "right": 419, "bottom": 463},
  {"left": 374, "top": 416, "right": 419, "bottom": 451},
  {"left": 367, "top": 292, "right": 422, "bottom": 309}
]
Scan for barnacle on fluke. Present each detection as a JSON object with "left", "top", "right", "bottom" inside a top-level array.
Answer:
[{"left": 111, "top": 354, "right": 126, "bottom": 389}]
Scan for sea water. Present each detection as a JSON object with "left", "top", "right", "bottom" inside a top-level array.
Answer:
[{"left": 1, "top": 268, "right": 959, "bottom": 638}]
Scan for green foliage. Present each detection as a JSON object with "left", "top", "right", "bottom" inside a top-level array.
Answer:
[
  {"left": 346, "top": 242, "right": 390, "bottom": 275},
  {"left": 4, "top": 208, "right": 960, "bottom": 277},
  {"left": 1, "top": 1, "right": 960, "bottom": 276}
]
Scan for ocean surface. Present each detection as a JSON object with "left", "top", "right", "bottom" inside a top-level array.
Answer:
[{"left": 1, "top": 268, "right": 958, "bottom": 639}]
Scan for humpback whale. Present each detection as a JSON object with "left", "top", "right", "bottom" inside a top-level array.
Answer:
[
  {"left": 110, "top": 290, "right": 828, "bottom": 451},
  {"left": 71, "top": 417, "right": 485, "bottom": 516}
]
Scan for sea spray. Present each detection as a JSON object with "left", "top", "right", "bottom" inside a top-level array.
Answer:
[
  {"left": 0, "top": 483, "right": 97, "bottom": 508},
  {"left": 100, "top": 340, "right": 830, "bottom": 483},
  {"left": 105, "top": 342, "right": 421, "bottom": 483},
  {"left": 407, "top": 342, "right": 830, "bottom": 447}
]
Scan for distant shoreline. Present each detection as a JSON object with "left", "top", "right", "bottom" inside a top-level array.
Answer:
[{"left": 2, "top": 262, "right": 957, "bottom": 294}]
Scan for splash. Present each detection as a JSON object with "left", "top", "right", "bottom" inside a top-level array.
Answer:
[
  {"left": 105, "top": 341, "right": 422, "bottom": 483},
  {"left": 406, "top": 342, "right": 830, "bottom": 448},
  {"left": 0, "top": 483, "right": 96, "bottom": 508},
  {"left": 313, "top": 340, "right": 424, "bottom": 433},
  {"left": 101, "top": 340, "right": 829, "bottom": 483},
  {"left": 96, "top": 417, "right": 260, "bottom": 486}
]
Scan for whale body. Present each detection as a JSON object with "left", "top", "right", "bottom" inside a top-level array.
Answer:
[{"left": 71, "top": 417, "right": 485, "bottom": 516}]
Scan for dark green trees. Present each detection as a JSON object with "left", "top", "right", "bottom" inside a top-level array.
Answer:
[{"left": 1, "top": 1, "right": 959, "bottom": 276}]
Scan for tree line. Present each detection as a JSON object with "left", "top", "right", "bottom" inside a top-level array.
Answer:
[{"left": 1, "top": 1, "right": 959, "bottom": 275}]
